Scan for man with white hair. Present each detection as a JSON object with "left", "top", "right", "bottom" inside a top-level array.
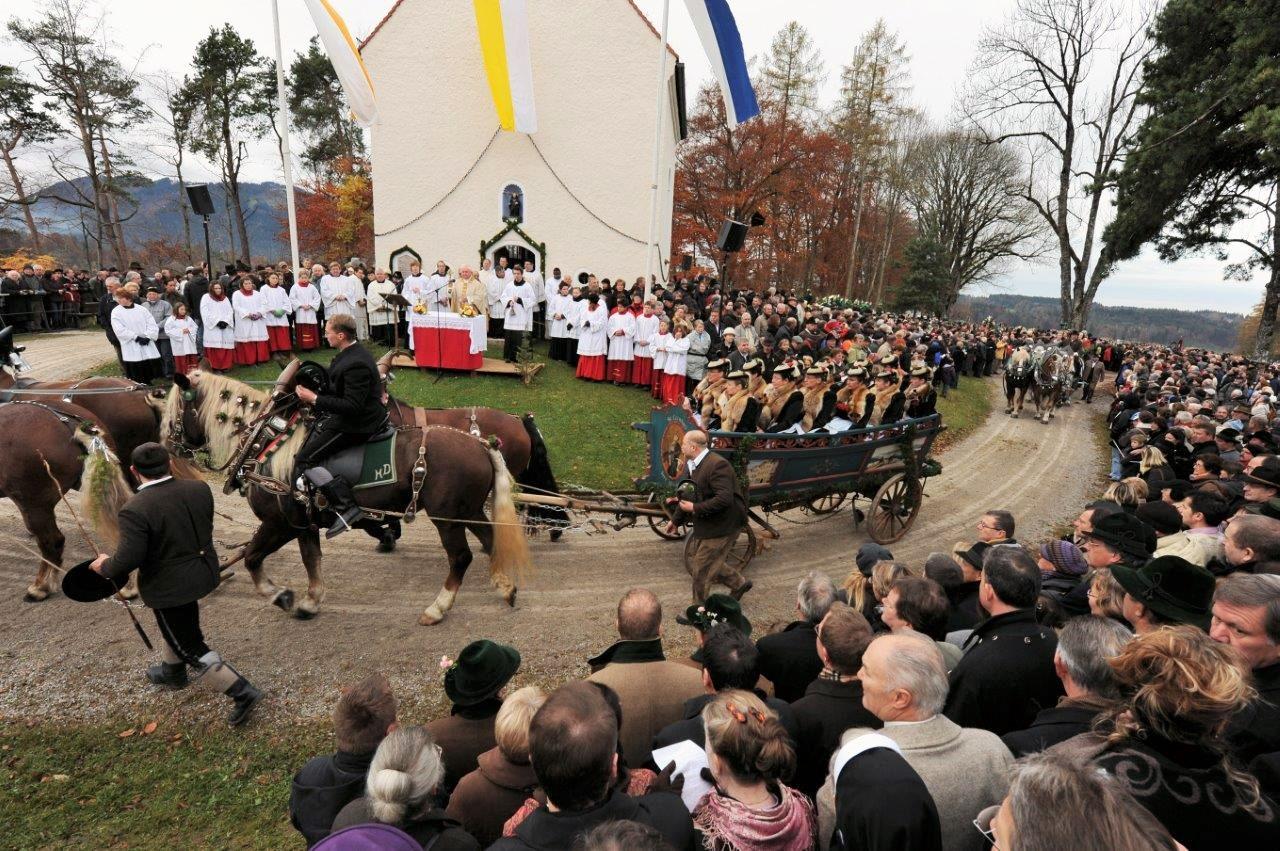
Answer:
[
  {"left": 755, "top": 570, "right": 837, "bottom": 701},
  {"left": 365, "top": 268, "right": 399, "bottom": 346},
  {"left": 816, "top": 632, "right": 1013, "bottom": 851}
]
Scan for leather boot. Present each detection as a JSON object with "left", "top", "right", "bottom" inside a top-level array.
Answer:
[
  {"left": 225, "top": 676, "right": 263, "bottom": 727},
  {"left": 320, "top": 477, "right": 364, "bottom": 539},
  {"left": 145, "top": 662, "right": 188, "bottom": 689}
]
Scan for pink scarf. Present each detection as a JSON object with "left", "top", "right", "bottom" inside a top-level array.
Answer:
[{"left": 692, "top": 784, "right": 816, "bottom": 851}]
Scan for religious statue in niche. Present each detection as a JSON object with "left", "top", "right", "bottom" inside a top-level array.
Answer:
[{"left": 503, "top": 184, "right": 524, "bottom": 223}]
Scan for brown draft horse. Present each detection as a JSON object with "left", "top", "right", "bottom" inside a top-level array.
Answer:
[
  {"left": 163, "top": 369, "right": 530, "bottom": 625},
  {"left": 0, "top": 400, "right": 132, "bottom": 601},
  {"left": 374, "top": 351, "right": 568, "bottom": 539}
]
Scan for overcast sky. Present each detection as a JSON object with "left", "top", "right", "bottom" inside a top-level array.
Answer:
[{"left": 2, "top": 0, "right": 1267, "bottom": 314}]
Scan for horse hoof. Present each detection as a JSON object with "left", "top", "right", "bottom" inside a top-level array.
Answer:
[
  {"left": 273, "top": 589, "right": 295, "bottom": 612},
  {"left": 294, "top": 607, "right": 316, "bottom": 620},
  {"left": 419, "top": 610, "right": 443, "bottom": 626},
  {"left": 505, "top": 588, "right": 518, "bottom": 608},
  {"left": 23, "top": 589, "right": 49, "bottom": 603}
]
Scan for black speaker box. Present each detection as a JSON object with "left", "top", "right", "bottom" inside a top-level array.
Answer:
[
  {"left": 186, "top": 183, "right": 215, "bottom": 217},
  {"left": 716, "top": 220, "right": 749, "bottom": 253}
]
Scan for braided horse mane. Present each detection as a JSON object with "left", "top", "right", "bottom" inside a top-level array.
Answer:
[{"left": 162, "top": 371, "right": 308, "bottom": 480}]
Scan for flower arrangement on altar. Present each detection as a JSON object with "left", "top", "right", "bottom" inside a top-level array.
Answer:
[
  {"left": 412, "top": 303, "right": 427, "bottom": 315},
  {"left": 458, "top": 303, "right": 481, "bottom": 318}
]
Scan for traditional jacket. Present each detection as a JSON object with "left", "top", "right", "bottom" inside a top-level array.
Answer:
[
  {"left": 869, "top": 390, "right": 905, "bottom": 426},
  {"left": 801, "top": 383, "right": 838, "bottom": 431},
  {"left": 720, "top": 387, "right": 762, "bottom": 433},
  {"left": 765, "top": 389, "right": 805, "bottom": 433},
  {"left": 837, "top": 385, "right": 874, "bottom": 426},
  {"left": 696, "top": 376, "right": 727, "bottom": 421}
]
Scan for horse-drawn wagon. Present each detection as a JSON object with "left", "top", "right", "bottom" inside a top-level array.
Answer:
[{"left": 515, "top": 407, "right": 945, "bottom": 576}]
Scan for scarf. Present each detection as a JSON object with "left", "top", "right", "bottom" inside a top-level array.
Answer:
[
  {"left": 692, "top": 784, "right": 816, "bottom": 851},
  {"left": 801, "top": 383, "right": 830, "bottom": 430}
]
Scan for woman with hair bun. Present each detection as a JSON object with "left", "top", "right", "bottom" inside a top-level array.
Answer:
[
  {"left": 331, "top": 725, "right": 480, "bottom": 850},
  {"left": 693, "top": 689, "right": 816, "bottom": 850}
]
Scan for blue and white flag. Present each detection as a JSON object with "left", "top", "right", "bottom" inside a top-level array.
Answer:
[{"left": 682, "top": 0, "right": 760, "bottom": 128}]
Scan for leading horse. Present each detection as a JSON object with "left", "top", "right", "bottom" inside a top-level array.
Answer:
[
  {"left": 163, "top": 367, "right": 529, "bottom": 625},
  {"left": 1004, "top": 347, "right": 1034, "bottom": 417}
]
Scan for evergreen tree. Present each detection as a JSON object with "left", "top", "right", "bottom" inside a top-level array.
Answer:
[{"left": 288, "top": 36, "right": 366, "bottom": 179}]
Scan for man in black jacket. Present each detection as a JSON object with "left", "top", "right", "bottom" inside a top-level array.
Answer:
[
  {"left": 943, "top": 545, "right": 1063, "bottom": 736},
  {"left": 668, "top": 429, "right": 750, "bottom": 602},
  {"left": 756, "top": 570, "right": 835, "bottom": 702},
  {"left": 290, "top": 673, "right": 398, "bottom": 846},
  {"left": 91, "top": 443, "right": 262, "bottom": 726},
  {"left": 489, "top": 682, "right": 693, "bottom": 851},
  {"left": 790, "top": 604, "right": 881, "bottom": 798},
  {"left": 1001, "top": 615, "right": 1131, "bottom": 757},
  {"left": 96, "top": 276, "right": 123, "bottom": 369},
  {"left": 294, "top": 314, "right": 389, "bottom": 538}
]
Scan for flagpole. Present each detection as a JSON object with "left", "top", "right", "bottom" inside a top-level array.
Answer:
[
  {"left": 272, "top": 0, "right": 301, "bottom": 276},
  {"left": 643, "top": 0, "right": 672, "bottom": 304}
]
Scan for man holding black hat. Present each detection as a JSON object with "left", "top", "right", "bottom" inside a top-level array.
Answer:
[
  {"left": 668, "top": 430, "right": 751, "bottom": 602},
  {"left": 87, "top": 442, "right": 262, "bottom": 726}
]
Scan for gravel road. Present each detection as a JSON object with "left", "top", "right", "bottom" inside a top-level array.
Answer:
[{"left": 0, "top": 332, "right": 1106, "bottom": 724}]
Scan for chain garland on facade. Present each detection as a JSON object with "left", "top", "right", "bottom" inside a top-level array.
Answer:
[{"left": 373, "top": 128, "right": 503, "bottom": 238}]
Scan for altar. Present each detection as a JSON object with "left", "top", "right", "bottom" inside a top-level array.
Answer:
[{"left": 408, "top": 311, "right": 487, "bottom": 370}]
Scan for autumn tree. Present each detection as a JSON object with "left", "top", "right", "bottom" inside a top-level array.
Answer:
[
  {"left": 965, "top": 0, "right": 1155, "bottom": 329},
  {"left": 290, "top": 156, "right": 372, "bottom": 263},
  {"left": 180, "top": 24, "right": 274, "bottom": 264}
]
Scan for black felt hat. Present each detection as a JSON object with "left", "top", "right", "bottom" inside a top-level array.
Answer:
[
  {"left": 1110, "top": 555, "right": 1215, "bottom": 629},
  {"left": 443, "top": 640, "right": 521, "bottom": 706},
  {"left": 61, "top": 558, "right": 127, "bottom": 603},
  {"left": 678, "top": 593, "right": 751, "bottom": 636},
  {"left": 1087, "top": 512, "right": 1157, "bottom": 561}
]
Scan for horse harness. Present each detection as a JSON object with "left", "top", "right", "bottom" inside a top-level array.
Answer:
[{"left": 1, "top": 398, "right": 99, "bottom": 436}]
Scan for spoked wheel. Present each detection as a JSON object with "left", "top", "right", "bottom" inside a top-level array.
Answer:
[
  {"left": 643, "top": 495, "right": 688, "bottom": 541},
  {"left": 684, "top": 524, "right": 759, "bottom": 575},
  {"left": 868, "top": 473, "right": 922, "bottom": 544},
  {"left": 802, "top": 492, "right": 847, "bottom": 515}
]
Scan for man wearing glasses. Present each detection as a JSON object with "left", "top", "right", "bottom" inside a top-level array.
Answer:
[{"left": 975, "top": 510, "right": 1017, "bottom": 546}]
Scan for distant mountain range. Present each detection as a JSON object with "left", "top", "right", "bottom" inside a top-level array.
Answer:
[
  {"left": 953, "top": 293, "right": 1244, "bottom": 351},
  {"left": 25, "top": 177, "right": 290, "bottom": 263}
]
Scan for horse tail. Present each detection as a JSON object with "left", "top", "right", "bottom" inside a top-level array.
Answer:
[
  {"left": 74, "top": 426, "right": 131, "bottom": 551},
  {"left": 486, "top": 444, "right": 530, "bottom": 588},
  {"left": 517, "top": 414, "right": 569, "bottom": 529}
]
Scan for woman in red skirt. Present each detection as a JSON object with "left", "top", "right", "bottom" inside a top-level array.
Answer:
[
  {"left": 261, "top": 272, "right": 293, "bottom": 353},
  {"left": 232, "top": 277, "right": 270, "bottom": 365},
  {"left": 661, "top": 322, "right": 691, "bottom": 405},
  {"left": 199, "top": 281, "right": 236, "bottom": 372}
]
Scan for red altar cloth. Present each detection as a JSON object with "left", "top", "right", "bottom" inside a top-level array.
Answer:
[{"left": 413, "top": 326, "right": 484, "bottom": 370}]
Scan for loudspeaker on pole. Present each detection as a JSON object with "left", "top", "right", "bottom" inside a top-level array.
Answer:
[
  {"left": 716, "top": 220, "right": 749, "bottom": 253},
  {"left": 186, "top": 184, "right": 216, "bottom": 217}
]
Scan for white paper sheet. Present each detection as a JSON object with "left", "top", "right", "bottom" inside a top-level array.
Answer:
[{"left": 650, "top": 739, "right": 714, "bottom": 812}]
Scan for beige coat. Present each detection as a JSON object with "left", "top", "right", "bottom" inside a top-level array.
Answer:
[
  {"left": 816, "top": 715, "right": 1013, "bottom": 851},
  {"left": 587, "top": 650, "right": 704, "bottom": 769}
]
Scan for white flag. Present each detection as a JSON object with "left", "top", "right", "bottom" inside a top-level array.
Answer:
[{"left": 302, "top": 0, "right": 378, "bottom": 127}]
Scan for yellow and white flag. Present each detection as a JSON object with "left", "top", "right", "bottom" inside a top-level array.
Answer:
[
  {"left": 473, "top": 0, "right": 537, "bottom": 133},
  {"left": 302, "top": 0, "right": 378, "bottom": 127}
]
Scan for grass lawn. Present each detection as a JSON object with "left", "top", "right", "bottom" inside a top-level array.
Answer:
[{"left": 91, "top": 343, "right": 992, "bottom": 489}]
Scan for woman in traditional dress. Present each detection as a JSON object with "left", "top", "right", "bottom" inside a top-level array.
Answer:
[
  {"left": 289, "top": 269, "right": 322, "bottom": 351},
  {"left": 199, "top": 281, "right": 235, "bottom": 372},
  {"left": 719, "top": 371, "right": 762, "bottom": 433},
  {"left": 232, "top": 277, "right": 269, "bottom": 366},
  {"left": 574, "top": 293, "right": 609, "bottom": 381},
  {"left": 165, "top": 301, "right": 200, "bottom": 375},
  {"left": 692, "top": 690, "right": 816, "bottom": 850},
  {"left": 260, "top": 272, "right": 293, "bottom": 353}
]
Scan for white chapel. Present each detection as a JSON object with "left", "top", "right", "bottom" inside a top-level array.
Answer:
[{"left": 361, "top": 0, "right": 681, "bottom": 282}]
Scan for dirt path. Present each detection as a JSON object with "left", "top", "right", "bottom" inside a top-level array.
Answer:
[{"left": 0, "top": 333, "right": 1105, "bottom": 723}]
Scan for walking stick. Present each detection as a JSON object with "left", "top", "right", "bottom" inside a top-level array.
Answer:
[{"left": 39, "top": 453, "right": 154, "bottom": 650}]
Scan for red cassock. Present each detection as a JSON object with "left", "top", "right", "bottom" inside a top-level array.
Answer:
[
  {"left": 204, "top": 347, "right": 234, "bottom": 371},
  {"left": 234, "top": 340, "right": 270, "bottom": 365},
  {"left": 267, "top": 325, "right": 292, "bottom": 352},
  {"left": 295, "top": 324, "right": 320, "bottom": 350},
  {"left": 651, "top": 366, "right": 664, "bottom": 399},
  {"left": 631, "top": 356, "right": 653, "bottom": 386},
  {"left": 174, "top": 354, "right": 200, "bottom": 375},
  {"left": 576, "top": 354, "right": 606, "bottom": 381},
  {"left": 661, "top": 373, "right": 686, "bottom": 406},
  {"left": 607, "top": 358, "right": 632, "bottom": 383}
]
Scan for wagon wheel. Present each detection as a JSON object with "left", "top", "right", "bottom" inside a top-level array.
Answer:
[
  {"left": 867, "top": 473, "right": 922, "bottom": 544},
  {"left": 647, "top": 512, "right": 689, "bottom": 541},
  {"left": 802, "top": 492, "right": 847, "bottom": 515},
  {"left": 683, "top": 524, "right": 759, "bottom": 577},
  {"left": 643, "top": 494, "right": 688, "bottom": 541}
]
